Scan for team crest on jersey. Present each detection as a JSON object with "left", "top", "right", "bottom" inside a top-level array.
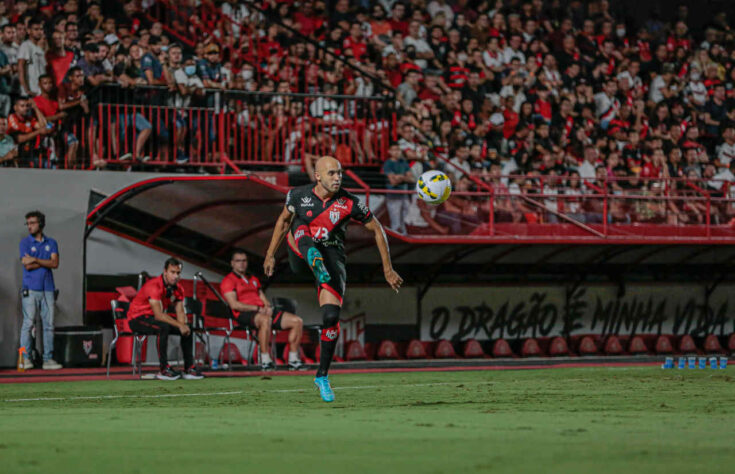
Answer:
[
  {"left": 329, "top": 209, "right": 341, "bottom": 224},
  {"left": 45, "top": 245, "right": 50, "bottom": 251},
  {"left": 82, "top": 340, "right": 93, "bottom": 355},
  {"left": 301, "top": 196, "right": 314, "bottom": 207},
  {"left": 334, "top": 198, "right": 349, "bottom": 210}
]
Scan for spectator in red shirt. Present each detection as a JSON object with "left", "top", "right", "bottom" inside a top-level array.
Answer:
[
  {"left": 46, "top": 30, "right": 74, "bottom": 87},
  {"left": 221, "top": 249, "right": 304, "bottom": 371},
  {"left": 33, "top": 74, "right": 68, "bottom": 167},
  {"left": 7, "top": 96, "right": 52, "bottom": 166},
  {"left": 127, "top": 258, "right": 203, "bottom": 381}
]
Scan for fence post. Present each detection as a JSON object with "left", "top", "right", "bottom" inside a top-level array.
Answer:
[
  {"left": 706, "top": 194, "right": 711, "bottom": 238},
  {"left": 602, "top": 176, "right": 608, "bottom": 237}
]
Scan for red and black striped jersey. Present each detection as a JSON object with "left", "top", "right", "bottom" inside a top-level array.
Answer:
[{"left": 286, "top": 184, "right": 373, "bottom": 250}]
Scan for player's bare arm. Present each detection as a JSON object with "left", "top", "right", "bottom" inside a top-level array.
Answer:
[
  {"left": 364, "top": 217, "right": 403, "bottom": 292},
  {"left": 264, "top": 204, "right": 294, "bottom": 277}
]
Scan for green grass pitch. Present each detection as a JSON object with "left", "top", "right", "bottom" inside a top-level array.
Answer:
[{"left": 2, "top": 367, "right": 734, "bottom": 474}]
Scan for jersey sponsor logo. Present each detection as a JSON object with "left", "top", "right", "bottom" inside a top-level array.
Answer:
[
  {"left": 358, "top": 202, "right": 370, "bottom": 215},
  {"left": 83, "top": 340, "right": 93, "bottom": 355},
  {"left": 294, "top": 229, "right": 305, "bottom": 240},
  {"left": 334, "top": 198, "right": 349, "bottom": 210},
  {"left": 329, "top": 209, "right": 341, "bottom": 224},
  {"left": 301, "top": 196, "right": 314, "bottom": 207},
  {"left": 324, "top": 328, "right": 339, "bottom": 340},
  {"left": 45, "top": 245, "right": 50, "bottom": 251},
  {"left": 31, "top": 246, "right": 37, "bottom": 252}
]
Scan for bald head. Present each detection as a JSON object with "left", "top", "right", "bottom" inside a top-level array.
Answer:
[
  {"left": 315, "top": 156, "right": 340, "bottom": 175},
  {"left": 314, "top": 155, "right": 343, "bottom": 195}
]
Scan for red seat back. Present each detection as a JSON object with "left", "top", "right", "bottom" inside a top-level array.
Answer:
[
  {"left": 678, "top": 335, "right": 697, "bottom": 354},
  {"left": 462, "top": 339, "right": 485, "bottom": 358},
  {"left": 219, "top": 342, "right": 243, "bottom": 364},
  {"left": 376, "top": 340, "right": 400, "bottom": 360},
  {"left": 492, "top": 339, "right": 514, "bottom": 357},
  {"left": 655, "top": 335, "right": 673, "bottom": 354},
  {"left": 434, "top": 339, "right": 457, "bottom": 358},
  {"left": 345, "top": 341, "right": 366, "bottom": 361},
  {"left": 405, "top": 339, "right": 428, "bottom": 359},
  {"left": 521, "top": 338, "right": 542, "bottom": 357},
  {"left": 628, "top": 335, "right": 648, "bottom": 354},
  {"left": 578, "top": 336, "right": 598, "bottom": 355},
  {"left": 704, "top": 334, "right": 724, "bottom": 354},
  {"left": 548, "top": 337, "right": 569, "bottom": 356},
  {"left": 728, "top": 333, "right": 735, "bottom": 352},
  {"left": 604, "top": 336, "right": 623, "bottom": 354}
]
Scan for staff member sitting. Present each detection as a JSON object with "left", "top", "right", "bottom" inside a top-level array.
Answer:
[
  {"left": 127, "top": 258, "right": 204, "bottom": 381},
  {"left": 221, "top": 248, "right": 304, "bottom": 371}
]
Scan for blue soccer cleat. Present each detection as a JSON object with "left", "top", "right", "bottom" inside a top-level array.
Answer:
[
  {"left": 314, "top": 376, "right": 335, "bottom": 402},
  {"left": 307, "top": 247, "right": 331, "bottom": 284}
]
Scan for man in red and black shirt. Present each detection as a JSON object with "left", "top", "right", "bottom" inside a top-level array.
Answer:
[
  {"left": 264, "top": 156, "right": 403, "bottom": 402},
  {"left": 127, "top": 258, "right": 203, "bottom": 381},
  {"left": 8, "top": 96, "right": 52, "bottom": 166},
  {"left": 221, "top": 249, "right": 304, "bottom": 371}
]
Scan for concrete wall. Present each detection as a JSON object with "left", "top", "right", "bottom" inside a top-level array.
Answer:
[{"left": 0, "top": 169, "right": 181, "bottom": 367}]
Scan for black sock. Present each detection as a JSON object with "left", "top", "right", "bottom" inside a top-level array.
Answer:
[{"left": 316, "top": 340, "right": 337, "bottom": 377}]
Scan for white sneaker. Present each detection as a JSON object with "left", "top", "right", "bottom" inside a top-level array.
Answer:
[
  {"left": 119, "top": 152, "right": 133, "bottom": 161},
  {"left": 22, "top": 356, "right": 34, "bottom": 370},
  {"left": 42, "top": 359, "right": 62, "bottom": 370}
]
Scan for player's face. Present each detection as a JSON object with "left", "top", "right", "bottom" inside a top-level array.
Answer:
[
  {"left": 317, "top": 164, "right": 343, "bottom": 193},
  {"left": 231, "top": 253, "right": 248, "bottom": 274},
  {"left": 163, "top": 264, "right": 182, "bottom": 286}
]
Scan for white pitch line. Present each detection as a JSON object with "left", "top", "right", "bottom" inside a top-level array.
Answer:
[{"left": 4, "top": 381, "right": 486, "bottom": 403}]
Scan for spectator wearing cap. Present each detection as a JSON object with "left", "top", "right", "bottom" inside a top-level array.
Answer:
[
  {"left": 382, "top": 141, "right": 413, "bottom": 234},
  {"left": 77, "top": 42, "right": 111, "bottom": 86},
  {"left": 18, "top": 17, "right": 45, "bottom": 96}
]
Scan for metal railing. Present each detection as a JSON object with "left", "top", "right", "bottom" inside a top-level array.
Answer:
[{"left": 18, "top": 84, "right": 395, "bottom": 171}]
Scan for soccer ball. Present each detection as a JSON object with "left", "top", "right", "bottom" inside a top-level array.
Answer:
[{"left": 416, "top": 170, "right": 452, "bottom": 205}]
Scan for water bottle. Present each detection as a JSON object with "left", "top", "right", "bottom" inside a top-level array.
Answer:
[
  {"left": 211, "top": 358, "right": 219, "bottom": 370},
  {"left": 17, "top": 347, "right": 26, "bottom": 372}
]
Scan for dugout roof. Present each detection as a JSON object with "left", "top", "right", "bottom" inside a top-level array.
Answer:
[{"left": 85, "top": 176, "right": 735, "bottom": 286}]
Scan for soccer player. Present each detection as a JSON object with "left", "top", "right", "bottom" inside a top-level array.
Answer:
[
  {"left": 264, "top": 156, "right": 403, "bottom": 402},
  {"left": 221, "top": 248, "right": 305, "bottom": 371},
  {"left": 127, "top": 258, "right": 204, "bottom": 381}
]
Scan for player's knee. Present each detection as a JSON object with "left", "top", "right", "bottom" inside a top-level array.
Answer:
[{"left": 320, "top": 304, "right": 340, "bottom": 341}]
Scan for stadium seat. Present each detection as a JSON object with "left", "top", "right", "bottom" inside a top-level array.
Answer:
[
  {"left": 195, "top": 341, "right": 209, "bottom": 366},
  {"left": 728, "top": 334, "right": 735, "bottom": 353},
  {"left": 655, "top": 335, "right": 674, "bottom": 354},
  {"left": 678, "top": 335, "right": 698, "bottom": 354},
  {"left": 376, "top": 340, "right": 401, "bottom": 360},
  {"left": 462, "top": 339, "right": 486, "bottom": 358},
  {"left": 363, "top": 342, "right": 377, "bottom": 361},
  {"left": 578, "top": 336, "right": 598, "bottom": 355},
  {"left": 628, "top": 335, "right": 649, "bottom": 354},
  {"left": 219, "top": 343, "right": 244, "bottom": 365},
  {"left": 548, "top": 337, "right": 569, "bottom": 356},
  {"left": 704, "top": 335, "right": 724, "bottom": 354},
  {"left": 603, "top": 336, "right": 624, "bottom": 355},
  {"left": 344, "top": 341, "right": 367, "bottom": 361},
  {"left": 405, "top": 339, "right": 428, "bottom": 359},
  {"left": 492, "top": 339, "right": 515, "bottom": 358},
  {"left": 521, "top": 338, "right": 542, "bottom": 357},
  {"left": 434, "top": 339, "right": 457, "bottom": 358}
]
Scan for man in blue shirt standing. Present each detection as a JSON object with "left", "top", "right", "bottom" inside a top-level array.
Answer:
[
  {"left": 19, "top": 210, "right": 62, "bottom": 370},
  {"left": 382, "top": 141, "right": 415, "bottom": 234}
]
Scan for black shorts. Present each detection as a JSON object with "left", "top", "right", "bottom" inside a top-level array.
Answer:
[
  {"left": 235, "top": 310, "right": 285, "bottom": 330},
  {"left": 287, "top": 240, "right": 346, "bottom": 303}
]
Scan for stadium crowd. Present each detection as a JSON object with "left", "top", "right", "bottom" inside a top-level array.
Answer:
[{"left": 2, "top": 0, "right": 735, "bottom": 227}]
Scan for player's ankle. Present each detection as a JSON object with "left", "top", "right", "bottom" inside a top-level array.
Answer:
[
  {"left": 289, "top": 351, "right": 299, "bottom": 362},
  {"left": 261, "top": 353, "right": 272, "bottom": 364}
]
